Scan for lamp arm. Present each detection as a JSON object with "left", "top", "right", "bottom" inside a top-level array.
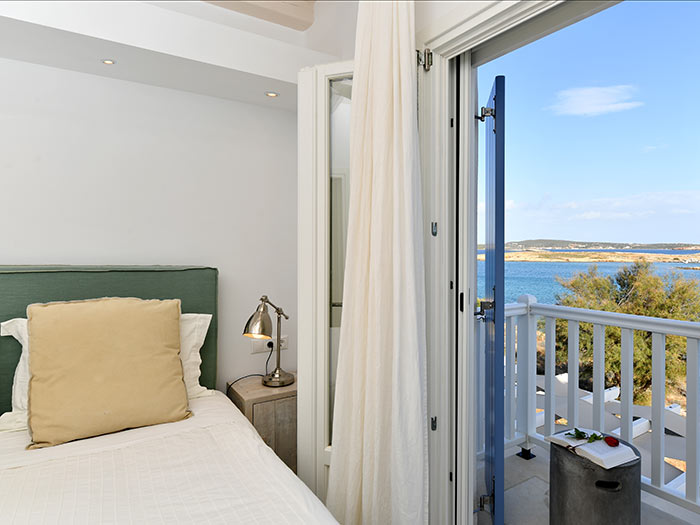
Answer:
[{"left": 259, "top": 295, "right": 289, "bottom": 319}]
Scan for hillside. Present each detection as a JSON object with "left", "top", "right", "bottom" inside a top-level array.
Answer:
[
  {"left": 476, "top": 239, "right": 700, "bottom": 251},
  {"left": 476, "top": 251, "right": 700, "bottom": 263}
]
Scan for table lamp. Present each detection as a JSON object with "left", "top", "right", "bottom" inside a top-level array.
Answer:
[{"left": 243, "top": 295, "right": 294, "bottom": 387}]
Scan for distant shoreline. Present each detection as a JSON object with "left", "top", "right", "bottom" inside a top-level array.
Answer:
[
  {"left": 479, "top": 239, "right": 700, "bottom": 252},
  {"left": 476, "top": 251, "right": 700, "bottom": 263}
]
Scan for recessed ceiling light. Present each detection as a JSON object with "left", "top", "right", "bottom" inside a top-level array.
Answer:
[
  {"left": 265, "top": 91, "right": 279, "bottom": 98},
  {"left": 102, "top": 59, "right": 116, "bottom": 65}
]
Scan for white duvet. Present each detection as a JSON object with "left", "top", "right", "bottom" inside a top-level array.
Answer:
[{"left": 0, "top": 391, "right": 337, "bottom": 524}]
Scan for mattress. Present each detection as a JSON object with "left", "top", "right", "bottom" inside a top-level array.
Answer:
[{"left": 0, "top": 391, "right": 337, "bottom": 524}]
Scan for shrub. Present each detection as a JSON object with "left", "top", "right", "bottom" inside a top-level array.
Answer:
[{"left": 553, "top": 261, "right": 700, "bottom": 404}]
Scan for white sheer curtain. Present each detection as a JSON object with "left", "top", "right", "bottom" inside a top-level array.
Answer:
[{"left": 325, "top": 1, "right": 428, "bottom": 524}]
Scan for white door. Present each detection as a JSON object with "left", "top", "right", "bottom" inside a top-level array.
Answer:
[
  {"left": 297, "top": 60, "right": 353, "bottom": 499},
  {"left": 298, "top": 57, "right": 451, "bottom": 515}
]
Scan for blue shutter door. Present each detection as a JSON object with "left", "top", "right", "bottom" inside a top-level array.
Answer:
[{"left": 483, "top": 75, "right": 505, "bottom": 525}]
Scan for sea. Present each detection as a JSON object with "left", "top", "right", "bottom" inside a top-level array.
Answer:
[{"left": 476, "top": 249, "right": 700, "bottom": 304}]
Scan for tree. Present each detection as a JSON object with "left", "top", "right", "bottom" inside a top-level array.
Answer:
[{"left": 552, "top": 261, "right": 700, "bottom": 405}]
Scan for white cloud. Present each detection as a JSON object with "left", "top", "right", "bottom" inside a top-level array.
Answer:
[
  {"left": 575, "top": 211, "right": 601, "bottom": 220},
  {"left": 503, "top": 191, "right": 700, "bottom": 243},
  {"left": 561, "top": 201, "right": 581, "bottom": 210},
  {"left": 573, "top": 210, "right": 639, "bottom": 221},
  {"left": 549, "top": 85, "right": 643, "bottom": 117},
  {"left": 505, "top": 191, "right": 700, "bottom": 223},
  {"left": 558, "top": 192, "right": 698, "bottom": 221},
  {"left": 642, "top": 144, "right": 668, "bottom": 154}
]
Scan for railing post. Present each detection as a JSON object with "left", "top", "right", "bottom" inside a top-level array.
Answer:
[
  {"left": 516, "top": 295, "right": 537, "bottom": 458},
  {"left": 651, "top": 332, "right": 666, "bottom": 487},
  {"left": 505, "top": 317, "right": 516, "bottom": 440},
  {"left": 620, "top": 328, "right": 634, "bottom": 443},
  {"left": 567, "top": 320, "right": 580, "bottom": 429},
  {"left": 592, "top": 324, "right": 606, "bottom": 432},
  {"left": 686, "top": 338, "right": 699, "bottom": 503},
  {"left": 544, "top": 317, "right": 556, "bottom": 437}
]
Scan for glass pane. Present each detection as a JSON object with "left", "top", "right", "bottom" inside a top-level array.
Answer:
[{"left": 329, "top": 77, "right": 352, "bottom": 443}]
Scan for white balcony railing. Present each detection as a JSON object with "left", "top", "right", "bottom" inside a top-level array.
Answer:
[{"left": 476, "top": 295, "right": 700, "bottom": 513}]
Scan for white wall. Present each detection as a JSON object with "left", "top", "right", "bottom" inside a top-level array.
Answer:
[
  {"left": 415, "top": 1, "right": 499, "bottom": 44},
  {"left": 0, "top": 57, "right": 298, "bottom": 390},
  {"left": 152, "top": 0, "right": 358, "bottom": 61},
  {"left": 305, "top": 1, "right": 358, "bottom": 60},
  {"left": 416, "top": 0, "right": 469, "bottom": 33}
]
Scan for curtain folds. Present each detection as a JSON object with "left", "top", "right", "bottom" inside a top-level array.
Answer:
[{"left": 326, "top": 1, "right": 428, "bottom": 524}]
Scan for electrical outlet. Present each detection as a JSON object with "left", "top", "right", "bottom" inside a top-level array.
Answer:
[
  {"left": 250, "top": 339, "right": 273, "bottom": 355},
  {"left": 250, "top": 336, "right": 288, "bottom": 354}
]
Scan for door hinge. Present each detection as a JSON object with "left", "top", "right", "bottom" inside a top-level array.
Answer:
[
  {"left": 476, "top": 106, "right": 495, "bottom": 122},
  {"left": 479, "top": 494, "right": 493, "bottom": 512},
  {"left": 475, "top": 300, "right": 494, "bottom": 320},
  {"left": 417, "top": 48, "right": 432, "bottom": 71},
  {"left": 430, "top": 416, "right": 437, "bottom": 431},
  {"left": 477, "top": 103, "right": 497, "bottom": 133}
]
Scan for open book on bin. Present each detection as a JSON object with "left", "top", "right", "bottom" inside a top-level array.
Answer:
[{"left": 546, "top": 429, "right": 638, "bottom": 469}]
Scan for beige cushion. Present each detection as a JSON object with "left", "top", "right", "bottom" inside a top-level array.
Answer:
[{"left": 27, "top": 297, "right": 190, "bottom": 449}]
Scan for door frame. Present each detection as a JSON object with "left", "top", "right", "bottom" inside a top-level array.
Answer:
[
  {"left": 296, "top": 0, "right": 617, "bottom": 514},
  {"left": 297, "top": 60, "right": 353, "bottom": 500},
  {"left": 416, "top": 1, "right": 618, "bottom": 522}
]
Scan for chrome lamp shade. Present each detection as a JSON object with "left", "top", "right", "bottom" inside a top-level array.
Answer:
[
  {"left": 243, "top": 295, "right": 294, "bottom": 388},
  {"left": 242, "top": 302, "right": 273, "bottom": 340}
]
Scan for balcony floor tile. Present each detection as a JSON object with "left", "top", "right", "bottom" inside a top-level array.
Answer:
[{"left": 475, "top": 444, "right": 697, "bottom": 524}]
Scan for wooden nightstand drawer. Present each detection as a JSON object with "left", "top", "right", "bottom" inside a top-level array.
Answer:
[
  {"left": 227, "top": 374, "right": 297, "bottom": 473},
  {"left": 252, "top": 396, "right": 297, "bottom": 471}
]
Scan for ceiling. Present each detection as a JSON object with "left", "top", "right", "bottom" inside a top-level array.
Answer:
[
  {"left": 0, "top": 1, "right": 353, "bottom": 112},
  {"left": 206, "top": 1, "right": 316, "bottom": 31},
  {"left": 0, "top": 15, "right": 297, "bottom": 111}
]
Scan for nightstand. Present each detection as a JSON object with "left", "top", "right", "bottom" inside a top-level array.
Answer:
[{"left": 227, "top": 374, "right": 297, "bottom": 472}]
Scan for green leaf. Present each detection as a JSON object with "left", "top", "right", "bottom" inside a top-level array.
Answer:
[{"left": 565, "top": 428, "right": 588, "bottom": 440}]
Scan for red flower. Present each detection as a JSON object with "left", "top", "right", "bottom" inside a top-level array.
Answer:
[{"left": 604, "top": 436, "right": 619, "bottom": 447}]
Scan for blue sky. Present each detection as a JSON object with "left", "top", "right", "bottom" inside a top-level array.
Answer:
[{"left": 477, "top": 1, "right": 700, "bottom": 244}]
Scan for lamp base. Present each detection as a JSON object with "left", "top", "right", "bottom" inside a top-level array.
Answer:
[{"left": 262, "top": 367, "right": 295, "bottom": 387}]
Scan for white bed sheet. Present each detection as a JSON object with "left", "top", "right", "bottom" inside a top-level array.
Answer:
[{"left": 0, "top": 391, "right": 337, "bottom": 524}]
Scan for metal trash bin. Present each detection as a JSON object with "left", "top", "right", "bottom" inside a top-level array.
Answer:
[{"left": 550, "top": 436, "right": 641, "bottom": 525}]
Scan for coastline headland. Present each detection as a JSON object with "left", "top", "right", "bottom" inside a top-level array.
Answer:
[
  {"left": 477, "top": 251, "right": 700, "bottom": 263},
  {"left": 476, "top": 240, "right": 700, "bottom": 263}
]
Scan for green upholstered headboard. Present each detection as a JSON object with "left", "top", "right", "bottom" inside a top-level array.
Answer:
[{"left": 0, "top": 265, "right": 218, "bottom": 415}]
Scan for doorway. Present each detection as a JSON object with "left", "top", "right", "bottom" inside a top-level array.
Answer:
[{"left": 442, "top": 3, "right": 621, "bottom": 523}]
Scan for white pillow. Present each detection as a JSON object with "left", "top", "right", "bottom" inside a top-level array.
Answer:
[
  {"left": 0, "top": 318, "right": 29, "bottom": 413},
  {"left": 0, "top": 312, "right": 212, "bottom": 409},
  {"left": 179, "top": 313, "right": 213, "bottom": 399}
]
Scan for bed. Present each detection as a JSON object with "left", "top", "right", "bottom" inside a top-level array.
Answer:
[{"left": 0, "top": 266, "right": 336, "bottom": 524}]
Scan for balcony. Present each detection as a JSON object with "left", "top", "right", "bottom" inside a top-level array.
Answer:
[{"left": 476, "top": 296, "right": 700, "bottom": 524}]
